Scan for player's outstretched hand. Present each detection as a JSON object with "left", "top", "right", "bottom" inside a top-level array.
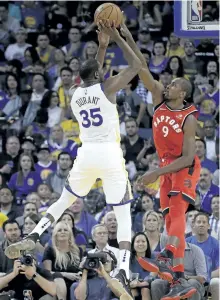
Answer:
[
  {"left": 137, "top": 170, "right": 160, "bottom": 186},
  {"left": 120, "top": 12, "right": 132, "bottom": 39},
  {"left": 97, "top": 20, "right": 120, "bottom": 41},
  {"left": 96, "top": 29, "right": 110, "bottom": 48}
]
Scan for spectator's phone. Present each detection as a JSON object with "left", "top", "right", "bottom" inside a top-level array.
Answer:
[{"left": 209, "top": 79, "right": 214, "bottom": 87}]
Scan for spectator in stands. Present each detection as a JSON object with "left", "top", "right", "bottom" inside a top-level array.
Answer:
[
  {"left": 182, "top": 41, "right": 203, "bottom": 81},
  {"left": 48, "top": 49, "right": 67, "bottom": 89},
  {"left": 37, "top": 183, "right": 52, "bottom": 216},
  {"left": 124, "top": 118, "right": 144, "bottom": 164},
  {"left": 195, "top": 39, "right": 215, "bottom": 63},
  {"left": 89, "top": 224, "right": 119, "bottom": 269},
  {"left": 35, "top": 144, "right": 57, "bottom": 181},
  {"left": 47, "top": 125, "right": 78, "bottom": 160},
  {"left": 21, "top": 136, "right": 37, "bottom": 160},
  {"left": 194, "top": 59, "right": 218, "bottom": 87},
  {"left": 23, "top": 73, "right": 49, "bottom": 127},
  {"left": 23, "top": 46, "right": 40, "bottom": 72},
  {"left": 5, "top": 27, "right": 30, "bottom": 61},
  {"left": 62, "top": 27, "right": 84, "bottom": 61},
  {"left": 209, "top": 195, "right": 219, "bottom": 240},
  {"left": 0, "top": 187, "right": 22, "bottom": 220},
  {"left": 142, "top": 210, "right": 161, "bottom": 253},
  {"left": 72, "top": 251, "right": 118, "bottom": 300},
  {"left": 195, "top": 139, "right": 218, "bottom": 173},
  {"left": 186, "top": 213, "right": 219, "bottom": 300},
  {"left": 36, "top": 33, "right": 56, "bottom": 66},
  {"left": 82, "top": 41, "right": 98, "bottom": 61},
  {"left": 0, "top": 220, "right": 21, "bottom": 274},
  {"left": 0, "top": 136, "right": 20, "bottom": 182},
  {"left": 130, "top": 232, "right": 151, "bottom": 299},
  {"left": 56, "top": 67, "right": 74, "bottom": 109},
  {"left": 16, "top": 201, "right": 38, "bottom": 227},
  {"left": 70, "top": 198, "right": 97, "bottom": 240},
  {"left": 26, "top": 108, "right": 49, "bottom": 140},
  {"left": 151, "top": 241, "right": 207, "bottom": 300},
  {"left": 43, "top": 222, "right": 82, "bottom": 300},
  {"left": 121, "top": 142, "right": 137, "bottom": 180},
  {"left": 8, "top": 153, "right": 42, "bottom": 203},
  {"left": 104, "top": 211, "right": 118, "bottom": 249},
  {"left": 214, "top": 44, "right": 219, "bottom": 63},
  {"left": 166, "top": 55, "right": 184, "bottom": 78},
  {"left": 0, "top": 258, "right": 56, "bottom": 299},
  {"left": 23, "top": 213, "right": 50, "bottom": 248},
  {"left": 166, "top": 32, "right": 185, "bottom": 57},
  {"left": 58, "top": 210, "right": 88, "bottom": 249},
  {"left": 149, "top": 41, "right": 168, "bottom": 74},
  {"left": 0, "top": 1, "right": 20, "bottom": 47},
  {"left": 138, "top": 2, "right": 162, "bottom": 31},
  {"left": 197, "top": 168, "right": 219, "bottom": 214},
  {"left": 137, "top": 28, "right": 154, "bottom": 52},
  {"left": 132, "top": 193, "right": 154, "bottom": 233},
  {"left": 185, "top": 210, "right": 199, "bottom": 238},
  {"left": 202, "top": 119, "right": 218, "bottom": 162},
  {"left": 21, "top": 1, "right": 45, "bottom": 32},
  {"left": 41, "top": 91, "right": 63, "bottom": 128},
  {"left": 46, "top": 151, "right": 72, "bottom": 194},
  {"left": 26, "top": 192, "right": 41, "bottom": 209},
  {"left": 68, "top": 57, "right": 81, "bottom": 85},
  {"left": 1, "top": 73, "right": 22, "bottom": 131}
]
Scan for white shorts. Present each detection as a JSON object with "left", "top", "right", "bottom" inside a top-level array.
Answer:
[{"left": 65, "top": 143, "right": 133, "bottom": 205}]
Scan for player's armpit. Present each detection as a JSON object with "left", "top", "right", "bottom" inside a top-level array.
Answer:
[
  {"left": 103, "top": 66, "right": 141, "bottom": 101},
  {"left": 138, "top": 68, "right": 164, "bottom": 107},
  {"left": 157, "top": 114, "right": 197, "bottom": 176}
]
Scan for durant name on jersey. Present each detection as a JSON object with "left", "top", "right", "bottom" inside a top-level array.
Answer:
[{"left": 76, "top": 96, "right": 100, "bottom": 107}]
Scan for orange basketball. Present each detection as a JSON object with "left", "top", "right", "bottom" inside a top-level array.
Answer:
[{"left": 94, "top": 3, "right": 123, "bottom": 28}]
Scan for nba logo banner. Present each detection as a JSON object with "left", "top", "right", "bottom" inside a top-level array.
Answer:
[{"left": 190, "top": 0, "right": 203, "bottom": 22}]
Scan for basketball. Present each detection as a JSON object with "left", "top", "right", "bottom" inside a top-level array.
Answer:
[{"left": 94, "top": 3, "right": 123, "bottom": 28}]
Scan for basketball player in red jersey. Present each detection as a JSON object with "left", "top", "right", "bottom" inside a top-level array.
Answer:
[{"left": 120, "top": 21, "right": 201, "bottom": 300}]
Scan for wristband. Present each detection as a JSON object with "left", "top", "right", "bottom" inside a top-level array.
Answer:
[{"left": 32, "top": 273, "right": 37, "bottom": 279}]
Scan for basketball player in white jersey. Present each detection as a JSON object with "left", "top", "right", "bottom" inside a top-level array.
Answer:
[{"left": 5, "top": 21, "right": 141, "bottom": 296}]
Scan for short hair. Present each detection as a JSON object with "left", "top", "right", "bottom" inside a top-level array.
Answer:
[
  {"left": 24, "top": 201, "right": 37, "bottom": 209},
  {"left": 37, "top": 32, "right": 49, "bottom": 39},
  {"left": 193, "top": 212, "right": 209, "bottom": 223},
  {"left": 140, "top": 48, "right": 151, "bottom": 58},
  {"left": 177, "top": 78, "right": 192, "bottom": 99},
  {"left": 103, "top": 211, "right": 116, "bottom": 224},
  {"left": 196, "top": 138, "right": 206, "bottom": 149},
  {"left": 58, "top": 151, "right": 71, "bottom": 160},
  {"left": 91, "top": 224, "right": 108, "bottom": 239},
  {"left": 60, "top": 66, "right": 73, "bottom": 75},
  {"left": 24, "top": 213, "right": 40, "bottom": 224},
  {"left": 79, "top": 59, "right": 99, "bottom": 81},
  {"left": 3, "top": 220, "right": 19, "bottom": 232},
  {"left": 211, "top": 195, "right": 219, "bottom": 203},
  {"left": 125, "top": 117, "right": 138, "bottom": 127}
]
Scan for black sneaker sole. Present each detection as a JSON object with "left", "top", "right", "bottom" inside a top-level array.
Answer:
[
  {"left": 5, "top": 239, "right": 35, "bottom": 259},
  {"left": 162, "top": 288, "right": 197, "bottom": 300}
]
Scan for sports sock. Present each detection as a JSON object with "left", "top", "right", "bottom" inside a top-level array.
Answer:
[
  {"left": 119, "top": 249, "right": 131, "bottom": 279},
  {"left": 31, "top": 187, "right": 77, "bottom": 236}
]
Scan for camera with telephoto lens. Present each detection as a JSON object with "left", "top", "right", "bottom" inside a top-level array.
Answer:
[
  {"left": 20, "top": 254, "right": 34, "bottom": 266},
  {"left": 83, "top": 253, "right": 108, "bottom": 270}
]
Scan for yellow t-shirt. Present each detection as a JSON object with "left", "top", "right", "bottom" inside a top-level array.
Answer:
[
  {"left": 0, "top": 213, "right": 8, "bottom": 228},
  {"left": 145, "top": 177, "right": 160, "bottom": 197},
  {"left": 60, "top": 120, "right": 81, "bottom": 144},
  {"left": 166, "top": 46, "right": 185, "bottom": 58}
]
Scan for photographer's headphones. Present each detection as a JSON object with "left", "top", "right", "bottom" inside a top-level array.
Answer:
[{"left": 103, "top": 250, "right": 117, "bottom": 271}]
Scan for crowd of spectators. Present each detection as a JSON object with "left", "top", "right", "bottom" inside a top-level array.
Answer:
[{"left": 0, "top": 1, "right": 219, "bottom": 300}]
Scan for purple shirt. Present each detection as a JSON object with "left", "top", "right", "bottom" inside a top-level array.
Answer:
[
  {"left": 198, "top": 183, "right": 219, "bottom": 214},
  {"left": 201, "top": 158, "right": 218, "bottom": 174},
  {"left": 8, "top": 171, "right": 42, "bottom": 201},
  {"left": 0, "top": 91, "right": 9, "bottom": 110},
  {"left": 75, "top": 211, "right": 97, "bottom": 239},
  {"left": 199, "top": 88, "right": 219, "bottom": 117},
  {"left": 34, "top": 161, "right": 57, "bottom": 181},
  {"left": 48, "top": 139, "right": 78, "bottom": 160},
  {"left": 149, "top": 58, "right": 168, "bottom": 74},
  {"left": 21, "top": 6, "right": 45, "bottom": 30}
]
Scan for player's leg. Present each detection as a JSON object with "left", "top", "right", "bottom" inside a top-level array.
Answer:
[{"left": 5, "top": 149, "right": 97, "bottom": 258}]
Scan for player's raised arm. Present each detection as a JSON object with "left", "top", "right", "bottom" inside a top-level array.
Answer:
[
  {"left": 95, "top": 30, "right": 110, "bottom": 68},
  {"left": 120, "top": 18, "right": 164, "bottom": 107},
  {"left": 98, "top": 20, "right": 141, "bottom": 98}
]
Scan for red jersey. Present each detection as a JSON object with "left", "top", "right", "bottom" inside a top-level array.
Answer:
[{"left": 153, "top": 101, "right": 198, "bottom": 160}]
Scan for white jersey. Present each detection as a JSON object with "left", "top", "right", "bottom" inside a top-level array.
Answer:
[{"left": 71, "top": 83, "right": 121, "bottom": 143}]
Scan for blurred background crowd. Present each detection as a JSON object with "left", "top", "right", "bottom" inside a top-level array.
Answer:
[{"left": 0, "top": 1, "right": 219, "bottom": 300}]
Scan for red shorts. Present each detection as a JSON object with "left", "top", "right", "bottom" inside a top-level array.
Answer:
[{"left": 160, "top": 156, "right": 201, "bottom": 216}]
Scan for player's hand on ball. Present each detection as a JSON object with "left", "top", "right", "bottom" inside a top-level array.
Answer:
[
  {"left": 96, "top": 29, "right": 110, "bottom": 48},
  {"left": 97, "top": 20, "right": 120, "bottom": 40},
  {"left": 138, "top": 170, "right": 160, "bottom": 186},
  {"left": 120, "top": 12, "right": 132, "bottom": 39}
]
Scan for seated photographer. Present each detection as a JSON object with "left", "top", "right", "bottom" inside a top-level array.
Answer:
[
  {"left": 130, "top": 232, "right": 151, "bottom": 300},
  {"left": 0, "top": 255, "right": 56, "bottom": 300},
  {"left": 43, "top": 222, "right": 83, "bottom": 300},
  {"left": 71, "top": 251, "right": 120, "bottom": 300}
]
